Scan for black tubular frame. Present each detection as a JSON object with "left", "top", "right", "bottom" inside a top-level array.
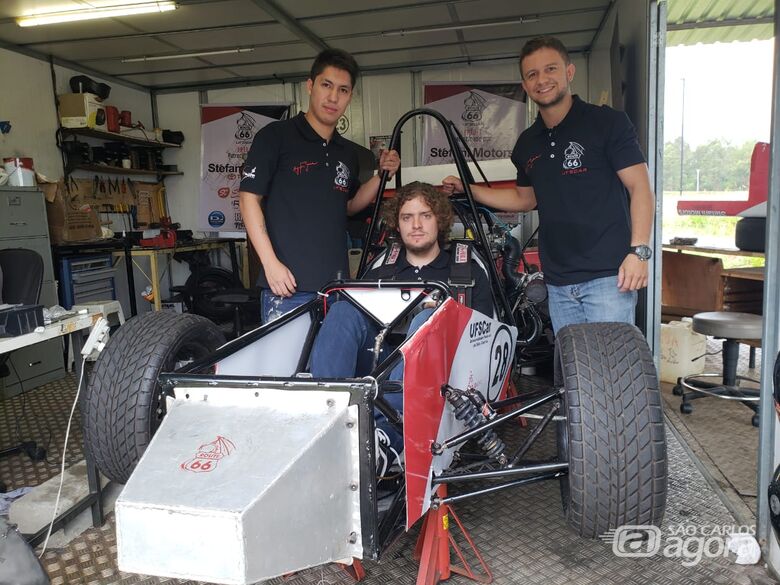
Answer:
[
  {"left": 356, "top": 108, "right": 513, "bottom": 325},
  {"left": 151, "top": 108, "right": 572, "bottom": 556}
]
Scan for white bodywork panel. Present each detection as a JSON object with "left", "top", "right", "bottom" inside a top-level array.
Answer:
[
  {"left": 216, "top": 311, "right": 311, "bottom": 376},
  {"left": 116, "top": 386, "right": 362, "bottom": 585}
]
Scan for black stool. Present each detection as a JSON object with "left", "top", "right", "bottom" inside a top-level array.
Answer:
[
  {"left": 675, "top": 311, "right": 762, "bottom": 427},
  {"left": 209, "top": 288, "right": 261, "bottom": 338}
]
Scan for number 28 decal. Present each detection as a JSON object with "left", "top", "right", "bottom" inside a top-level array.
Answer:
[{"left": 487, "top": 325, "right": 512, "bottom": 402}]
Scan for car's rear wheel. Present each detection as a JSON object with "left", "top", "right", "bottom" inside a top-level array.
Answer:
[
  {"left": 82, "top": 311, "right": 225, "bottom": 483},
  {"left": 555, "top": 322, "right": 667, "bottom": 538}
]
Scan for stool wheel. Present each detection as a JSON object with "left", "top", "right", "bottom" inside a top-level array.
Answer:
[
  {"left": 672, "top": 384, "right": 683, "bottom": 396},
  {"left": 752, "top": 414, "right": 760, "bottom": 428},
  {"left": 680, "top": 402, "right": 693, "bottom": 415}
]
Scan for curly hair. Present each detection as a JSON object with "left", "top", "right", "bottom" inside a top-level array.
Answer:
[{"left": 383, "top": 181, "right": 454, "bottom": 244}]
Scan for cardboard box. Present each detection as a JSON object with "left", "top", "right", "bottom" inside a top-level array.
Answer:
[
  {"left": 58, "top": 93, "right": 108, "bottom": 131},
  {"left": 41, "top": 182, "right": 103, "bottom": 244}
]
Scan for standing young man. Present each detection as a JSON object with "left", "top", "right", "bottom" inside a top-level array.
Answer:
[
  {"left": 442, "top": 36, "right": 655, "bottom": 334},
  {"left": 239, "top": 49, "right": 400, "bottom": 322}
]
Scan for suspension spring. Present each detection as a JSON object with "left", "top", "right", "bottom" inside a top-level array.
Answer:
[{"left": 447, "top": 387, "right": 507, "bottom": 463}]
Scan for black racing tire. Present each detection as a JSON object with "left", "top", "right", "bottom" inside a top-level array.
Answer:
[
  {"left": 735, "top": 216, "right": 766, "bottom": 252},
  {"left": 186, "top": 266, "right": 237, "bottom": 322},
  {"left": 555, "top": 322, "right": 667, "bottom": 538},
  {"left": 82, "top": 311, "right": 226, "bottom": 483}
]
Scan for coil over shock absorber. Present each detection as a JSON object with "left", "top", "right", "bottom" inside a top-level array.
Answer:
[{"left": 442, "top": 384, "right": 507, "bottom": 465}]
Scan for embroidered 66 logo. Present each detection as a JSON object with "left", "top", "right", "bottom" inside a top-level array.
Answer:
[{"left": 563, "top": 141, "right": 584, "bottom": 170}]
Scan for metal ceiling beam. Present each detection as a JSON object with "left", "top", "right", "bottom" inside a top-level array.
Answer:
[
  {"left": 20, "top": 19, "right": 276, "bottom": 47},
  {"left": 113, "top": 26, "right": 597, "bottom": 78},
  {"left": 17, "top": 0, "right": 473, "bottom": 47},
  {"left": 102, "top": 10, "right": 562, "bottom": 64},
  {"left": 248, "top": 0, "right": 327, "bottom": 52},
  {"left": 667, "top": 16, "right": 774, "bottom": 31},
  {"left": 587, "top": 0, "right": 617, "bottom": 52},
  {"left": 17, "top": 3, "right": 605, "bottom": 48},
  {"left": 447, "top": 3, "right": 470, "bottom": 60},
  {"left": 149, "top": 45, "right": 587, "bottom": 94},
  {"left": 0, "top": 37, "right": 147, "bottom": 92}
]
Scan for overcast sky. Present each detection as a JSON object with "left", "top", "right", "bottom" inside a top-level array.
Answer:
[{"left": 663, "top": 39, "right": 774, "bottom": 148}]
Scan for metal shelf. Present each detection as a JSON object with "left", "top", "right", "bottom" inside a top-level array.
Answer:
[
  {"left": 73, "top": 164, "right": 183, "bottom": 176},
  {"left": 60, "top": 127, "right": 181, "bottom": 148}
]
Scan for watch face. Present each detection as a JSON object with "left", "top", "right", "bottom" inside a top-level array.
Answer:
[{"left": 633, "top": 245, "right": 652, "bottom": 260}]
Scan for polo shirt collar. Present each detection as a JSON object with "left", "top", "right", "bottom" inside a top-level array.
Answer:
[
  {"left": 293, "top": 111, "right": 346, "bottom": 146},
  {"left": 529, "top": 94, "right": 585, "bottom": 135},
  {"left": 396, "top": 248, "right": 449, "bottom": 270}
]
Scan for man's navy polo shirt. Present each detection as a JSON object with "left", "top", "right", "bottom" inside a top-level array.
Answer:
[
  {"left": 511, "top": 95, "right": 646, "bottom": 286},
  {"left": 240, "top": 112, "right": 361, "bottom": 292},
  {"left": 365, "top": 249, "right": 493, "bottom": 317}
]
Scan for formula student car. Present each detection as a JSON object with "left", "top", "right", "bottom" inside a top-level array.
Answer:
[{"left": 82, "top": 109, "right": 667, "bottom": 585}]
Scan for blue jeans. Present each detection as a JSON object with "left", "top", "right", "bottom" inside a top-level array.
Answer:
[
  {"left": 309, "top": 301, "right": 433, "bottom": 380},
  {"left": 309, "top": 301, "right": 434, "bottom": 459},
  {"left": 546, "top": 275, "right": 637, "bottom": 334},
  {"left": 260, "top": 290, "right": 316, "bottom": 324}
]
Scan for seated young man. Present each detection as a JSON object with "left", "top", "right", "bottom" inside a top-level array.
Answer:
[{"left": 309, "top": 181, "right": 493, "bottom": 381}]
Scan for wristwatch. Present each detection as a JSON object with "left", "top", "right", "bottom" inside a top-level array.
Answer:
[{"left": 630, "top": 244, "right": 653, "bottom": 261}]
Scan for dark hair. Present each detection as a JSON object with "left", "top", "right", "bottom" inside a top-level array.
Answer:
[
  {"left": 383, "top": 181, "right": 454, "bottom": 244},
  {"left": 309, "top": 48, "right": 360, "bottom": 88},
  {"left": 519, "top": 36, "right": 571, "bottom": 78}
]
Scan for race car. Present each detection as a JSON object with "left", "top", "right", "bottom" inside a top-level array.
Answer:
[{"left": 81, "top": 109, "right": 667, "bottom": 584}]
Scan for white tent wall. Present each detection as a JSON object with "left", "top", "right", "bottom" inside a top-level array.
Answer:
[
  {"left": 157, "top": 57, "right": 589, "bottom": 237},
  {"left": 0, "top": 46, "right": 155, "bottom": 180},
  {"left": 52, "top": 65, "right": 154, "bottom": 137},
  {"left": 0, "top": 48, "right": 64, "bottom": 179}
]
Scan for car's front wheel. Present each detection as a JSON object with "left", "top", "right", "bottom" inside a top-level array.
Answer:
[{"left": 82, "top": 311, "right": 225, "bottom": 484}]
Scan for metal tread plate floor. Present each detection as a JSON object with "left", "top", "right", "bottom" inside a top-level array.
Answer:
[{"left": 1, "top": 374, "right": 775, "bottom": 584}]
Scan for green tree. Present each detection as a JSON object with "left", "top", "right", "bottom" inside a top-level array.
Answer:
[
  {"left": 663, "top": 136, "right": 692, "bottom": 191},
  {"left": 663, "top": 138, "right": 754, "bottom": 192}
]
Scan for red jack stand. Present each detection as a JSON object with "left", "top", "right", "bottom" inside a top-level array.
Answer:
[
  {"left": 337, "top": 559, "right": 366, "bottom": 581},
  {"left": 413, "top": 486, "right": 493, "bottom": 585}
]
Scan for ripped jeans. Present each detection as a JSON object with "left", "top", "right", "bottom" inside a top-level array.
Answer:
[{"left": 260, "top": 290, "right": 317, "bottom": 324}]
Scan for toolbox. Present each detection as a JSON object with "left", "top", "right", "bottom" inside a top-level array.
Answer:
[{"left": 59, "top": 254, "right": 116, "bottom": 309}]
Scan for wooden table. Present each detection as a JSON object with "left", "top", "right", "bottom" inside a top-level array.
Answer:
[
  {"left": 662, "top": 244, "right": 765, "bottom": 259},
  {"left": 661, "top": 249, "right": 765, "bottom": 320},
  {"left": 112, "top": 238, "right": 247, "bottom": 311},
  {"left": 723, "top": 266, "right": 765, "bottom": 282}
]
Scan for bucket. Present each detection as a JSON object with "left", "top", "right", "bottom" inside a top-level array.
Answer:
[
  {"left": 660, "top": 319, "right": 707, "bottom": 384},
  {"left": 3, "top": 157, "right": 36, "bottom": 187}
]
